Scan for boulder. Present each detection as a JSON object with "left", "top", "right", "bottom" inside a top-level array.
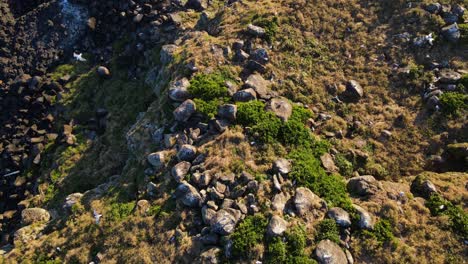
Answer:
[
  {"left": 353, "top": 204, "right": 374, "bottom": 230},
  {"left": 218, "top": 104, "right": 237, "bottom": 121},
  {"left": 177, "top": 144, "right": 197, "bottom": 161},
  {"left": 267, "top": 215, "right": 288, "bottom": 236},
  {"left": 273, "top": 158, "right": 291, "bottom": 175},
  {"left": 174, "top": 99, "right": 196, "bottom": 122},
  {"left": 410, "top": 175, "right": 438, "bottom": 199},
  {"left": 147, "top": 151, "right": 167, "bottom": 168},
  {"left": 343, "top": 80, "right": 363, "bottom": 101},
  {"left": 438, "top": 69, "right": 462, "bottom": 84},
  {"left": 247, "top": 24, "right": 266, "bottom": 37},
  {"left": 172, "top": 161, "right": 191, "bottom": 182},
  {"left": 314, "top": 239, "right": 348, "bottom": 264},
  {"left": 63, "top": 193, "right": 83, "bottom": 209},
  {"left": 347, "top": 175, "right": 378, "bottom": 196},
  {"left": 168, "top": 78, "right": 191, "bottom": 102},
  {"left": 233, "top": 88, "right": 257, "bottom": 102},
  {"left": 21, "top": 208, "right": 50, "bottom": 225},
  {"left": 327, "top": 207, "right": 351, "bottom": 228},
  {"left": 175, "top": 181, "right": 203, "bottom": 207},
  {"left": 320, "top": 153, "right": 338, "bottom": 172},
  {"left": 97, "top": 66, "right": 110, "bottom": 78},
  {"left": 202, "top": 205, "right": 217, "bottom": 224},
  {"left": 250, "top": 48, "right": 269, "bottom": 65},
  {"left": 294, "top": 187, "right": 324, "bottom": 217},
  {"left": 186, "top": 0, "right": 208, "bottom": 10},
  {"left": 271, "top": 192, "right": 288, "bottom": 212},
  {"left": 244, "top": 74, "right": 271, "bottom": 100},
  {"left": 198, "top": 247, "right": 221, "bottom": 264},
  {"left": 441, "top": 23, "right": 460, "bottom": 43},
  {"left": 425, "top": 3, "right": 441, "bottom": 13},
  {"left": 266, "top": 97, "right": 293, "bottom": 121},
  {"left": 210, "top": 208, "right": 242, "bottom": 235}
]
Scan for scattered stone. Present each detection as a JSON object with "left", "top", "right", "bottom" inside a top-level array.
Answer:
[
  {"left": 320, "top": 153, "right": 338, "bottom": 172},
  {"left": 271, "top": 193, "right": 288, "bottom": 213},
  {"left": 186, "top": 0, "right": 208, "bottom": 10},
  {"left": 425, "top": 3, "right": 441, "bottom": 14},
  {"left": 327, "top": 207, "right": 351, "bottom": 228},
  {"left": 218, "top": 104, "right": 237, "bottom": 121},
  {"left": 411, "top": 175, "right": 438, "bottom": 199},
  {"left": 177, "top": 144, "right": 197, "bottom": 162},
  {"left": 438, "top": 69, "right": 462, "bottom": 84},
  {"left": 266, "top": 97, "right": 292, "bottom": 121},
  {"left": 247, "top": 24, "right": 266, "bottom": 37},
  {"left": 175, "top": 181, "right": 203, "bottom": 207},
  {"left": 174, "top": 99, "right": 197, "bottom": 122},
  {"left": 250, "top": 48, "right": 269, "bottom": 65},
  {"left": 347, "top": 175, "right": 378, "bottom": 196},
  {"left": 233, "top": 88, "right": 257, "bottom": 102},
  {"left": 198, "top": 247, "right": 221, "bottom": 264},
  {"left": 136, "top": 200, "right": 150, "bottom": 215},
  {"left": 233, "top": 49, "right": 250, "bottom": 62},
  {"left": 97, "top": 66, "right": 110, "bottom": 78},
  {"left": 172, "top": 161, "right": 191, "bottom": 182},
  {"left": 147, "top": 151, "right": 167, "bottom": 168},
  {"left": 441, "top": 23, "right": 460, "bottom": 43},
  {"left": 343, "top": 80, "right": 363, "bottom": 101},
  {"left": 353, "top": 204, "right": 374, "bottom": 230},
  {"left": 267, "top": 215, "right": 288, "bottom": 236},
  {"left": 244, "top": 74, "right": 271, "bottom": 100},
  {"left": 202, "top": 206, "right": 217, "bottom": 224},
  {"left": 63, "top": 193, "right": 83, "bottom": 209},
  {"left": 272, "top": 174, "right": 282, "bottom": 192},
  {"left": 210, "top": 208, "right": 242, "bottom": 235},
  {"left": 168, "top": 78, "right": 191, "bottom": 102},
  {"left": 314, "top": 239, "right": 348, "bottom": 264},
  {"left": 21, "top": 208, "right": 50, "bottom": 225},
  {"left": 273, "top": 158, "right": 291, "bottom": 175},
  {"left": 294, "top": 187, "right": 325, "bottom": 217}
]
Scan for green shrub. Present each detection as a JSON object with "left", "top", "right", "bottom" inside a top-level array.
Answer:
[
  {"left": 335, "top": 154, "right": 353, "bottom": 177},
  {"left": 231, "top": 214, "right": 268, "bottom": 258},
  {"left": 265, "top": 225, "right": 316, "bottom": 264},
  {"left": 265, "top": 237, "right": 288, "bottom": 263},
  {"left": 362, "top": 220, "right": 395, "bottom": 246},
  {"left": 193, "top": 98, "right": 220, "bottom": 119},
  {"left": 108, "top": 202, "right": 134, "bottom": 221},
  {"left": 439, "top": 92, "right": 468, "bottom": 117},
  {"left": 237, "top": 100, "right": 267, "bottom": 125},
  {"left": 289, "top": 105, "right": 313, "bottom": 123},
  {"left": 236, "top": 101, "right": 282, "bottom": 143},
  {"left": 459, "top": 23, "right": 468, "bottom": 45},
  {"left": 426, "top": 194, "right": 468, "bottom": 238},
  {"left": 188, "top": 73, "right": 229, "bottom": 101},
  {"left": 278, "top": 118, "right": 313, "bottom": 147},
  {"left": 252, "top": 15, "right": 279, "bottom": 42},
  {"left": 285, "top": 225, "right": 307, "bottom": 255},
  {"left": 315, "top": 219, "right": 340, "bottom": 244}
]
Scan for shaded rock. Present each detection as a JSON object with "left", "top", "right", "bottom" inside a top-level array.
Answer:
[
  {"left": 347, "top": 175, "right": 378, "bottom": 196},
  {"left": 97, "top": 66, "right": 110, "bottom": 78},
  {"left": 177, "top": 144, "right": 197, "bottom": 162},
  {"left": 247, "top": 24, "right": 265, "bottom": 37},
  {"left": 198, "top": 247, "right": 221, "bottom": 264},
  {"left": 21, "top": 208, "right": 50, "bottom": 225},
  {"left": 327, "top": 207, "right": 351, "bottom": 228},
  {"left": 233, "top": 49, "right": 250, "bottom": 62},
  {"left": 210, "top": 208, "right": 242, "bottom": 235},
  {"left": 314, "top": 239, "right": 347, "bottom": 264},
  {"left": 200, "top": 232, "right": 219, "bottom": 245},
  {"left": 294, "top": 187, "right": 325, "bottom": 217},
  {"left": 273, "top": 158, "right": 291, "bottom": 175},
  {"left": 218, "top": 104, "right": 237, "bottom": 121},
  {"left": 174, "top": 99, "right": 196, "bottom": 122},
  {"left": 267, "top": 215, "right": 288, "bottom": 236},
  {"left": 202, "top": 205, "right": 217, "bottom": 224},
  {"left": 172, "top": 161, "right": 191, "bottom": 183},
  {"left": 438, "top": 69, "right": 462, "bottom": 84},
  {"left": 186, "top": 0, "right": 208, "bottom": 10},
  {"left": 168, "top": 78, "right": 191, "bottom": 102},
  {"left": 63, "top": 193, "right": 83, "bottom": 209},
  {"left": 441, "top": 23, "right": 460, "bottom": 43},
  {"left": 343, "top": 80, "right": 363, "bottom": 101},
  {"left": 410, "top": 175, "right": 438, "bottom": 199},
  {"left": 425, "top": 3, "right": 441, "bottom": 13},
  {"left": 250, "top": 48, "right": 269, "bottom": 65},
  {"left": 161, "top": 44, "right": 178, "bottom": 64},
  {"left": 266, "top": 97, "right": 292, "bottom": 121},
  {"left": 233, "top": 88, "right": 257, "bottom": 102},
  {"left": 353, "top": 204, "right": 374, "bottom": 230},
  {"left": 244, "top": 74, "right": 271, "bottom": 100},
  {"left": 147, "top": 151, "right": 167, "bottom": 168},
  {"left": 320, "top": 153, "right": 338, "bottom": 172},
  {"left": 175, "top": 181, "right": 203, "bottom": 207}
]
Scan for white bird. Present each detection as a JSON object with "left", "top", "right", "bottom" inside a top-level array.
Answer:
[
  {"left": 93, "top": 209, "right": 102, "bottom": 224},
  {"left": 73, "top": 52, "right": 87, "bottom": 62}
]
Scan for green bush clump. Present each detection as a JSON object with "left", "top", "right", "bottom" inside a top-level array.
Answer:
[
  {"left": 188, "top": 73, "right": 229, "bottom": 101},
  {"left": 426, "top": 194, "right": 468, "bottom": 238},
  {"left": 288, "top": 149, "right": 351, "bottom": 208},
  {"left": 265, "top": 237, "right": 288, "bottom": 263},
  {"left": 108, "top": 202, "right": 134, "bottom": 221},
  {"left": 231, "top": 214, "right": 268, "bottom": 258},
  {"left": 362, "top": 220, "right": 395, "bottom": 246},
  {"left": 335, "top": 154, "right": 354, "bottom": 177},
  {"left": 265, "top": 225, "right": 316, "bottom": 264},
  {"left": 193, "top": 98, "right": 220, "bottom": 119},
  {"left": 315, "top": 219, "right": 340, "bottom": 244},
  {"left": 439, "top": 92, "right": 468, "bottom": 117},
  {"left": 252, "top": 15, "right": 279, "bottom": 42}
]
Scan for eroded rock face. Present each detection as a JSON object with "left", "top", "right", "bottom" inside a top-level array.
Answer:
[
  {"left": 315, "top": 239, "right": 348, "bottom": 264},
  {"left": 21, "top": 208, "right": 50, "bottom": 225}
]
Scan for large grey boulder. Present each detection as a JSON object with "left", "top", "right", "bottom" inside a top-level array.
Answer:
[
  {"left": 247, "top": 24, "right": 266, "bottom": 37},
  {"left": 294, "top": 187, "right": 325, "bottom": 217},
  {"left": 177, "top": 144, "right": 197, "bottom": 161},
  {"left": 233, "top": 88, "right": 257, "bottom": 102},
  {"left": 172, "top": 161, "right": 191, "bottom": 182},
  {"left": 244, "top": 74, "right": 271, "bottom": 100},
  {"left": 441, "top": 23, "right": 460, "bottom": 43},
  {"left": 353, "top": 204, "right": 374, "bottom": 230},
  {"left": 218, "top": 104, "right": 237, "bottom": 121},
  {"left": 267, "top": 215, "right": 288, "bottom": 236},
  {"left": 210, "top": 208, "right": 242, "bottom": 235},
  {"left": 175, "top": 181, "right": 203, "bottom": 207},
  {"left": 343, "top": 80, "right": 364, "bottom": 101},
  {"left": 21, "top": 208, "right": 50, "bottom": 225},
  {"left": 347, "top": 175, "right": 378, "bottom": 196},
  {"left": 327, "top": 207, "right": 351, "bottom": 228},
  {"left": 273, "top": 158, "right": 291, "bottom": 175},
  {"left": 438, "top": 69, "right": 462, "bottom": 84},
  {"left": 314, "top": 239, "right": 348, "bottom": 264},
  {"left": 266, "top": 97, "right": 293, "bottom": 121},
  {"left": 271, "top": 192, "right": 288, "bottom": 212},
  {"left": 168, "top": 78, "right": 191, "bottom": 102},
  {"left": 174, "top": 99, "right": 196, "bottom": 122}
]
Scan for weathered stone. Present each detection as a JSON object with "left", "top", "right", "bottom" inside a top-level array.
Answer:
[
  {"left": 267, "top": 215, "right": 288, "bottom": 236},
  {"left": 202, "top": 205, "right": 217, "bottom": 224},
  {"left": 174, "top": 99, "right": 196, "bottom": 122},
  {"left": 21, "top": 208, "right": 50, "bottom": 225},
  {"left": 347, "top": 175, "right": 378, "bottom": 196},
  {"left": 273, "top": 158, "right": 291, "bottom": 175},
  {"left": 168, "top": 78, "right": 191, "bottom": 102},
  {"left": 172, "top": 161, "right": 191, "bottom": 183},
  {"left": 294, "top": 187, "right": 324, "bottom": 217},
  {"left": 425, "top": 3, "right": 441, "bottom": 13},
  {"left": 177, "top": 144, "right": 197, "bottom": 161},
  {"left": 327, "top": 207, "right": 351, "bottom": 228},
  {"left": 244, "top": 74, "right": 271, "bottom": 100},
  {"left": 438, "top": 69, "right": 462, "bottom": 84},
  {"left": 250, "top": 48, "right": 269, "bottom": 65},
  {"left": 247, "top": 24, "right": 266, "bottom": 37},
  {"left": 63, "top": 193, "right": 83, "bottom": 209},
  {"left": 161, "top": 44, "right": 178, "bottom": 64},
  {"left": 271, "top": 192, "right": 288, "bottom": 212},
  {"left": 198, "top": 247, "right": 221, "bottom": 264},
  {"left": 233, "top": 88, "right": 257, "bottom": 102},
  {"left": 441, "top": 23, "right": 460, "bottom": 43},
  {"left": 218, "top": 104, "right": 237, "bottom": 121},
  {"left": 210, "top": 208, "right": 242, "bottom": 235},
  {"left": 97, "top": 66, "right": 110, "bottom": 78},
  {"left": 266, "top": 97, "right": 293, "bottom": 121},
  {"left": 315, "top": 239, "right": 348, "bottom": 264},
  {"left": 343, "top": 80, "right": 363, "bottom": 101},
  {"left": 147, "top": 151, "right": 167, "bottom": 168},
  {"left": 14, "top": 224, "right": 47, "bottom": 245},
  {"left": 186, "top": 0, "right": 208, "bottom": 10},
  {"left": 175, "top": 181, "right": 203, "bottom": 207},
  {"left": 353, "top": 204, "right": 374, "bottom": 230},
  {"left": 320, "top": 153, "right": 338, "bottom": 172},
  {"left": 233, "top": 49, "right": 250, "bottom": 62}
]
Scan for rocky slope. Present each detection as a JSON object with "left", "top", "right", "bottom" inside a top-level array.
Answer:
[{"left": 0, "top": 0, "right": 467, "bottom": 263}]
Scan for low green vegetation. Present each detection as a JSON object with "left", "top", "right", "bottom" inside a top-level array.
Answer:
[
  {"left": 362, "top": 220, "right": 395, "bottom": 247},
  {"left": 314, "top": 219, "right": 340, "bottom": 244},
  {"left": 252, "top": 15, "right": 279, "bottom": 42},
  {"left": 425, "top": 194, "right": 468, "bottom": 238},
  {"left": 459, "top": 23, "right": 468, "bottom": 45},
  {"left": 439, "top": 92, "right": 468, "bottom": 117},
  {"left": 335, "top": 154, "right": 354, "bottom": 177},
  {"left": 188, "top": 73, "right": 230, "bottom": 120},
  {"left": 230, "top": 214, "right": 268, "bottom": 258},
  {"left": 108, "top": 202, "right": 135, "bottom": 221}
]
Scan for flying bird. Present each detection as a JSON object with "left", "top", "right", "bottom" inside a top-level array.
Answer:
[{"left": 73, "top": 52, "right": 87, "bottom": 62}]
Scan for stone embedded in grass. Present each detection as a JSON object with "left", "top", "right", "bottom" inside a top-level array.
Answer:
[
  {"left": 173, "top": 99, "right": 196, "bottom": 122},
  {"left": 266, "top": 97, "right": 292, "bottom": 121},
  {"left": 247, "top": 24, "right": 266, "bottom": 37},
  {"left": 353, "top": 204, "right": 374, "bottom": 230},
  {"left": 347, "top": 175, "right": 378, "bottom": 196},
  {"left": 343, "top": 80, "right": 363, "bottom": 101},
  {"left": 273, "top": 158, "right": 292, "bottom": 175},
  {"left": 97, "top": 66, "right": 110, "bottom": 78},
  {"left": 327, "top": 207, "right": 351, "bottom": 228},
  {"left": 320, "top": 153, "right": 338, "bottom": 173},
  {"left": 172, "top": 161, "right": 191, "bottom": 183},
  {"left": 233, "top": 88, "right": 257, "bottom": 102},
  {"left": 314, "top": 239, "right": 348, "bottom": 264},
  {"left": 217, "top": 104, "right": 237, "bottom": 121},
  {"left": 250, "top": 48, "right": 269, "bottom": 65},
  {"left": 21, "top": 208, "right": 50, "bottom": 225},
  {"left": 63, "top": 193, "right": 83, "bottom": 209},
  {"left": 267, "top": 215, "right": 288, "bottom": 236},
  {"left": 441, "top": 23, "right": 460, "bottom": 43},
  {"left": 244, "top": 73, "right": 271, "bottom": 98},
  {"left": 271, "top": 192, "right": 288, "bottom": 213},
  {"left": 177, "top": 144, "right": 197, "bottom": 161}
]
